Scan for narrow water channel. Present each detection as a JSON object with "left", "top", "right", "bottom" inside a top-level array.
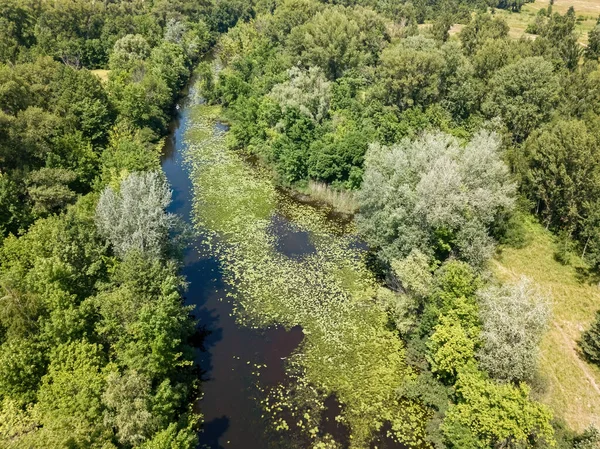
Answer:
[
  {"left": 162, "top": 87, "right": 304, "bottom": 448},
  {"left": 162, "top": 77, "right": 413, "bottom": 449}
]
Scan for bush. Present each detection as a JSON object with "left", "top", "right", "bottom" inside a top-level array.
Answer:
[
  {"left": 477, "top": 277, "right": 551, "bottom": 382},
  {"left": 95, "top": 171, "right": 180, "bottom": 259},
  {"left": 579, "top": 311, "right": 600, "bottom": 366}
]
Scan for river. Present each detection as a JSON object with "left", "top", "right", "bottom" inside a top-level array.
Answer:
[
  {"left": 161, "top": 77, "right": 416, "bottom": 449},
  {"left": 162, "top": 83, "right": 305, "bottom": 449}
]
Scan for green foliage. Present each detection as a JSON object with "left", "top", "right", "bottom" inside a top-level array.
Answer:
[
  {"left": 586, "top": 22, "right": 600, "bottom": 61},
  {"left": 0, "top": 2, "right": 208, "bottom": 447},
  {"left": 495, "top": 0, "right": 534, "bottom": 12},
  {"left": 0, "top": 197, "right": 198, "bottom": 448},
  {"left": 533, "top": 7, "right": 581, "bottom": 70},
  {"left": 269, "top": 66, "right": 332, "bottom": 123},
  {"left": 472, "top": 38, "right": 519, "bottom": 79},
  {"left": 443, "top": 369, "right": 555, "bottom": 448},
  {"left": 357, "top": 131, "right": 515, "bottom": 266},
  {"left": 419, "top": 259, "right": 481, "bottom": 339},
  {"left": 102, "top": 370, "right": 155, "bottom": 445},
  {"left": 109, "top": 34, "right": 151, "bottom": 71},
  {"left": 459, "top": 13, "right": 510, "bottom": 55},
  {"left": 378, "top": 36, "right": 446, "bottom": 110},
  {"left": 32, "top": 340, "right": 109, "bottom": 447},
  {"left": 427, "top": 315, "right": 476, "bottom": 382},
  {"left": 2, "top": 0, "right": 599, "bottom": 447},
  {"left": 477, "top": 278, "right": 550, "bottom": 382},
  {"left": 100, "top": 124, "right": 162, "bottom": 184},
  {"left": 0, "top": 0, "right": 35, "bottom": 63},
  {"left": 482, "top": 56, "right": 560, "bottom": 142},
  {"left": 519, "top": 120, "right": 600, "bottom": 244},
  {"left": 287, "top": 6, "right": 375, "bottom": 79},
  {"left": 0, "top": 338, "right": 45, "bottom": 404},
  {"left": 391, "top": 249, "right": 434, "bottom": 300},
  {"left": 26, "top": 167, "right": 78, "bottom": 217},
  {"left": 579, "top": 311, "right": 600, "bottom": 366}
]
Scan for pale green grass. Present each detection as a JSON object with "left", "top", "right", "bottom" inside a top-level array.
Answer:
[
  {"left": 300, "top": 180, "right": 358, "bottom": 215},
  {"left": 493, "top": 217, "right": 600, "bottom": 431},
  {"left": 90, "top": 69, "right": 110, "bottom": 82},
  {"left": 444, "top": 0, "right": 598, "bottom": 44},
  {"left": 495, "top": 0, "right": 599, "bottom": 44}
]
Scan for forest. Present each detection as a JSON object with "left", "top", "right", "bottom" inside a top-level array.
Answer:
[{"left": 1, "top": 0, "right": 600, "bottom": 448}]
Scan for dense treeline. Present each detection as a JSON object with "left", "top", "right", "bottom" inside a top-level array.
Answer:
[
  {"left": 200, "top": 0, "right": 600, "bottom": 447},
  {"left": 205, "top": 0, "right": 600, "bottom": 267},
  {"left": 0, "top": 0, "right": 257, "bottom": 447}
]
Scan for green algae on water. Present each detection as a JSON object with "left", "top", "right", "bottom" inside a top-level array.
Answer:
[{"left": 184, "top": 102, "right": 427, "bottom": 448}]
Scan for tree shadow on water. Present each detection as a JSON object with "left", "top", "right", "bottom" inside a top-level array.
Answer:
[
  {"left": 198, "top": 416, "right": 230, "bottom": 449},
  {"left": 183, "top": 256, "right": 226, "bottom": 377}
]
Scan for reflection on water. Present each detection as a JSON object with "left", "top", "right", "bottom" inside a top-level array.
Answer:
[
  {"left": 163, "top": 72, "right": 409, "bottom": 449},
  {"left": 162, "top": 84, "right": 305, "bottom": 449},
  {"left": 269, "top": 214, "right": 316, "bottom": 259}
]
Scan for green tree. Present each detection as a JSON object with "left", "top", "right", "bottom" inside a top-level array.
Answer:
[
  {"left": 477, "top": 277, "right": 550, "bottom": 382},
  {"left": 427, "top": 315, "right": 476, "bottom": 382},
  {"left": 264, "top": 0, "right": 321, "bottom": 42},
  {"left": 579, "top": 310, "right": 600, "bottom": 365},
  {"left": 534, "top": 7, "right": 581, "bottom": 70},
  {"left": 26, "top": 168, "right": 78, "bottom": 217},
  {"left": 287, "top": 6, "right": 364, "bottom": 79},
  {"left": 519, "top": 120, "right": 600, "bottom": 233},
  {"left": 109, "top": 34, "right": 151, "bottom": 71},
  {"left": 0, "top": 338, "right": 45, "bottom": 404},
  {"left": 33, "top": 341, "right": 109, "bottom": 447},
  {"left": 472, "top": 38, "right": 526, "bottom": 79},
  {"left": 102, "top": 370, "right": 156, "bottom": 445},
  {"left": 443, "top": 369, "right": 555, "bottom": 448},
  {"left": 378, "top": 36, "right": 446, "bottom": 110},
  {"left": 482, "top": 56, "right": 560, "bottom": 141},
  {"left": 586, "top": 18, "right": 600, "bottom": 60},
  {"left": 100, "top": 123, "right": 162, "bottom": 184},
  {"left": 307, "top": 116, "right": 369, "bottom": 186},
  {"left": 459, "top": 13, "right": 509, "bottom": 55},
  {"left": 430, "top": 13, "right": 453, "bottom": 42},
  {"left": 269, "top": 66, "right": 332, "bottom": 123},
  {"left": 149, "top": 41, "right": 190, "bottom": 95},
  {"left": 0, "top": 0, "right": 35, "bottom": 62}
]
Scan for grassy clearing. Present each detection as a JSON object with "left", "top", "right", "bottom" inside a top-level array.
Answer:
[
  {"left": 495, "top": 0, "right": 599, "bottom": 44},
  {"left": 492, "top": 217, "right": 600, "bottom": 431},
  {"left": 446, "top": 0, "right": 598, "bottom": 43},
  {"left": 90, "top": 69, "right": 110, "bottom": 82}
]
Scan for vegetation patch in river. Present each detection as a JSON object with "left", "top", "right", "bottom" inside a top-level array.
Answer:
[{"left": 185, "top": 103, "right": 428, "bottom": 448}]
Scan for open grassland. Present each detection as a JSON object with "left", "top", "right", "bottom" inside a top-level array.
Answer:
[
  {"left": 495, "top": 0, "right": 599, "bottom": 44},
  {"left": 493, "top": 218, "right": 600, "bottom": 431}
]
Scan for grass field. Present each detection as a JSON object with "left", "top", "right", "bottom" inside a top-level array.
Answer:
[
  {"left": 493, "top": 217, "right": 600, "bottom": 431},
  {"left": 90, "top": 69, "right": 110, "bottom": 82},
  {"left": 495, "top": 0, "right": 599, "bottom": 44}
]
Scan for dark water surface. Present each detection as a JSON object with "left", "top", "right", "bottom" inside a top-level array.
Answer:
[
  {"left": 161, "top": 90, "right": 305, "bottom": 449},
  {"left": 161, "top": 80, "right": 410, "bottom": 449}
]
